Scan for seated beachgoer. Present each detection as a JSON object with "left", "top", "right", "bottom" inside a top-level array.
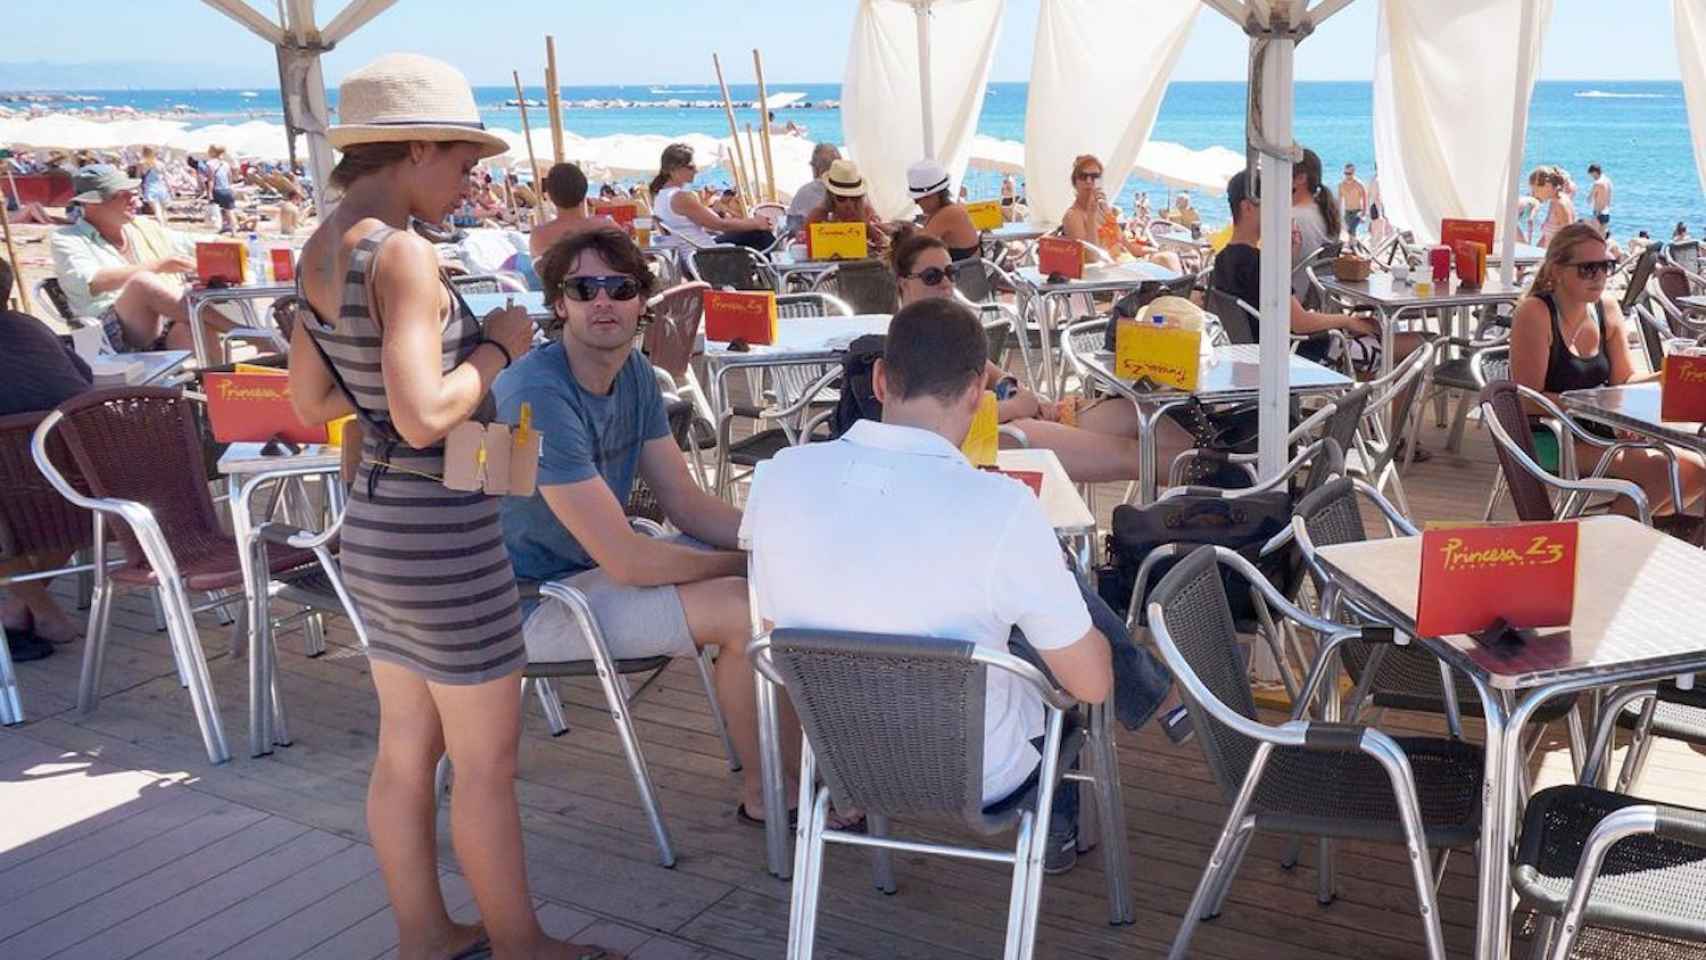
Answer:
[
  {"left": 906, "top": 158, "right": 980, "bottom": 262},
  {"left": 1214, "top": 170, "right": 1409, "bottom": 373},
  {"left": 783, "top": 143, "right": 839, "bottom": 234},
  {"left": 1510, "top": 222, "right": 1706, "bottom": 517},
  {"left": 887, "top": 228, "right": 1192, "bottom": 484},
  {"left": 494, "top": 227, "right": 813, "bottom": 827},
  {"left": 1171, "top": 192, "right": 1201, "bottom": 233},
  {"left": 742, "top": 297, "right": 1125, "bottom": 872},
  {"left": 0, "top": 256, "right": 92, "bottom": 655},
  {"left": 528, "top": 162, "right": 611, "bottom": 259},
  {"left": 49, "top": 164, "right": 230, "bottom": 353},
  {"left": 805, "top": 159, "right": 893, "bottom": 253},
  {"left": 648, "top": 143, "right": 774, "bottom": 250},
  {"left": 1059, "top": 154, "right": 1182, "bottom": 273}
]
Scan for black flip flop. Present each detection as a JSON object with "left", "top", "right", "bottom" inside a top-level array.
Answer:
[
  {"left": 736, "top": 803, "right": 799, "bottom": 829},
  {"left": 5, "top": 628, "right": 53, "bottom": 663},
  {"left": 447, "top": 934, "right": 492, "bottom": 960}
]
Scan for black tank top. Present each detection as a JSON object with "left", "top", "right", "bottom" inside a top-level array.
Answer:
[{"left": 1540, "top": 292, "right": 1612, "bottom": 394}]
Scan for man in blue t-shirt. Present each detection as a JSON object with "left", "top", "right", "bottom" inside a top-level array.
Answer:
[{"left": 494, "top": 228, "right": 794, "bottom": 826}]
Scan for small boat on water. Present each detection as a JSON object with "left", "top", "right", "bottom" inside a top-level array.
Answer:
[
  {"left": 240, "top": 91, "right": 259, "bottom": 98},
  {"left": 505, "top": 98, "right": 547, "bottom": 107}
]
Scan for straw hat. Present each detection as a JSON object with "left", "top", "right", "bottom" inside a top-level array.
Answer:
[
  {"left": 328, "top": 53, "right": 507, "bottom": 159},
  {"left": 824, "top": 158, "right": 868, "bottom": 198}
]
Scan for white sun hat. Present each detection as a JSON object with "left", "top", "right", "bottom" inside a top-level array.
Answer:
[{"left": 328, "top": 53, "right": 507, "bottom": 159}]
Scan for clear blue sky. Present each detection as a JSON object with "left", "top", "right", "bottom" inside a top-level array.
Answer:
[{"left": 2, "top": 0, "right": 1683, "bottom": 87}]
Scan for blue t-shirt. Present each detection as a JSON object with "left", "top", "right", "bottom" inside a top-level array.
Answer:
[{"left": 494, "top": 341, "right": 671, "bottom": 582}]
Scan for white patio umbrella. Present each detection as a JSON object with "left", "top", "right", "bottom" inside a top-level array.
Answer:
[
  {"left": 166, "top": 120, "right": 304, "bottom": 162},
  {"left": 0, "top": 114, "right": 187, "bottom": 152}
]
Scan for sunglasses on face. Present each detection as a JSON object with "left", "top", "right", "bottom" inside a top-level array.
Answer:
[
  {"left": 1564, "top": 258, "right": 1617, "bottom": 279},
  {"left": 559, "top": 275, "right": 641, "bottom": 302},
  {"left": 904, "top": 264, "right": 960, "bottom": 286},
  {"left": 1076, "top": 172, "right": 1103, "bottom": 182}
]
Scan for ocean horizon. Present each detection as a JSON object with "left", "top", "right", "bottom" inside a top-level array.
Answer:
[{"left": 5, "top": 80, "right": 1699, "bottom": 239}]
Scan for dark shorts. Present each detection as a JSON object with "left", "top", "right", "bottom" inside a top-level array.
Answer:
[
  {"left": 211, "top": 187, "right": 236, "bottom": 210},
  {"left": 1596, "top": 212, "right": 1611, "bottom": 229},
  {"left": 1346, "top": 210, "right": 1364, "bottom": 236}
]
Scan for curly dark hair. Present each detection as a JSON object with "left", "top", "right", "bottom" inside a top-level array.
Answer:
[{"left": 537, "top": 226, "right": 657, "bottom": 303}]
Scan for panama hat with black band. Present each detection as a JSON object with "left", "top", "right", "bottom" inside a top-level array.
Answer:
[
  {"left": 328, "top": 53, "right": 508, "bottom": 159},
  {"left": 824, "top": 158, "right": 868, "bottom": 198}
]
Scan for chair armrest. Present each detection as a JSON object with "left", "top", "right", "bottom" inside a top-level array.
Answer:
[{"left": 1483, "top": 402, "right": 1652, "bottom": 523}]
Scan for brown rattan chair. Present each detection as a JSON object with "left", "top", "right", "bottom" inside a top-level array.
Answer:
[
  {"left": 31, "top": 387, "right": 323, "bottom": 763},
  {"left": 0, "top": 409, "right": 99, "bottom": 725}
]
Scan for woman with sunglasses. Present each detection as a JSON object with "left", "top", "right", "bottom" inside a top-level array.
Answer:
[
  {"left": 647, "top": 142, "right": 775, "bottom": 250},
  {"left": 891, "top": 229, "right": 1187, "bottom": 482},
  {"left": 1511, "top": 221, "right": 1706, "bottom": 516},
  {"left": 1059, "top": 154, "right": 1181, "bottom": 272},
  {"left": 806, "top": 158, "right": 893, "bottom": 253}
]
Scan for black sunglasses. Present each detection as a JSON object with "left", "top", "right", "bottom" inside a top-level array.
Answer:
[
  {"left": 1564, "top": 258, "right": 1617, "bottom": 279},
  {"left": 904, "top": 264, "right": 960, "bottom": 287},
  {"left": 559, "top": 275, "right": 641, "bottom": 302},
  {"left": 1075, "top": 171, "right": 1103, "bottom": 182}
]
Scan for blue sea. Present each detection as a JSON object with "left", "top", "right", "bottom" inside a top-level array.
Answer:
[{"left": 15, "top": 80, "right": 1700, "bottom": 239}]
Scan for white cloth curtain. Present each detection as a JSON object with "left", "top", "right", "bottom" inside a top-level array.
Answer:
[
  {"left": 842, "top": 0, "right": 1005, "bottom": 219},
  {"left": 1677, "top": 0, "right": 1706, "bottom": 202},
  {"left": 1024, "top": 0, "right": 1199, "bottom": 227},
  {"left": 1373, "top": 0, "right": 1553, "bottom": 244}
]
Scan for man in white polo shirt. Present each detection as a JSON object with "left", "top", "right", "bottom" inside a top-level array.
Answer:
[{"left": 741, "top": 298, "right": 1112, "bottom": 873}]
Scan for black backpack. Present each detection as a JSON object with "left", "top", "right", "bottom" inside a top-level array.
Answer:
[{"left": 827, "top": 333, "right": 888, "bottom": 438}]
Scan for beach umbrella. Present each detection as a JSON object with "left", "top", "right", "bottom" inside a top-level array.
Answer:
[
  {"left": 967, "top": 135, "right": 1025, "bottom": 175},
  {"left": 1132, "top": 142, "right": 1243, "bottom": 197},
  {"left": 0, "top": 114, "right": 187, "bottom": 152},
  {"left": 166, "top": 120, "right": 303, "bottom": 162}
]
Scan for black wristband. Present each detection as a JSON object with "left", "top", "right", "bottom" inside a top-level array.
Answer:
[{"left": 479, "top": 338, "right": 513, "bottom": 368}]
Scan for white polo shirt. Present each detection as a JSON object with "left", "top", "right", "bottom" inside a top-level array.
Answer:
[{"left": 739, "top": 419, "right": 1091, "bottom": 803}]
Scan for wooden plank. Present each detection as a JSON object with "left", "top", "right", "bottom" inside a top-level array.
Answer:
[
  {"left": 212, "top": 869, "right": 391, "bottom": 960},
  {"left": 294, "top": 871, "right": 476, "bottom": 960},
  {"left": 0, "top": 816, "right": 309, "bottom": 960}
]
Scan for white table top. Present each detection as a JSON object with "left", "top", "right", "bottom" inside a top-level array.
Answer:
[
  {"left": 217, "top": 442, "right": 342, "bottom": 476},
  {"left": 1087, "top": 343, "right": 1352, "bottom": 402},
  {"left": 995, "top": 448, "right": 1094, "bottom": 535},
  {"left": 183, "top": 282, "right": 297, "bottom": 304},
  {"left": 100, "top": 349, "right": 192, "bottom": 386},
  {"left": 1679, "top": 294, "right": 1706, "bottom": 312},
  {"left": 703, "top": 314, "right": 890, "bottom": 362},
  {"left": 1319, "top": 273, "right": 1525, "bottom": 311},
  {"left": 1562, "top": 382, "right": 1706, "bottom": 449},
  {"left": 1317, "top": 515, "right": 1706, "bottom": 690},
  {"left": 1487, "top": 241, "right": 1547, "bottom": 265},
  {"left": 1015, "top": 261, "right": 1181, "bottom": 292},
  {"left": 984, "top": 222, "right": 1047, "bottom": 243}
]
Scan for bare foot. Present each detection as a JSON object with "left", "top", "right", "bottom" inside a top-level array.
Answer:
[
  {"left": 402, "top": 921, "right": 487, "bottom": 960},
  {"left": 33, "top": 617, "right": 81, "bottom": 645}
]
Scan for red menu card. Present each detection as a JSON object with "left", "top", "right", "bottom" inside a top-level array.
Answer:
[
  {"left": 702, "top": 290, "right": 778, "bottom": 345},
  {"left": 1037, "top": 237, "right": 1083, "bottom": 280},
  {"left": 1415, "top": 521, "right": 1577, "bottom": 638},
  {"left": 1661, "top": 353, "right": 1706, "bottom": 422},
  {"left": 202, "top": 370, "right": 327, "bottom": 443}
]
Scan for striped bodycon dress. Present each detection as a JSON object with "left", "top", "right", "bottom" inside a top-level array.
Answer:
[{"left": 302, "top": 225, "right": 525, "bottom": 684}]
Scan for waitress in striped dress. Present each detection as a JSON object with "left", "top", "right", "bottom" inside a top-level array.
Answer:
[{"left": 287, "top": 54, "right": 623, "bottom": 960}]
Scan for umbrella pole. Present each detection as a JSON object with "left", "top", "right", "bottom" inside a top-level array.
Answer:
[
  {"left": 746, "top": 124, "right": 763, "bottom": 212},
  {"left": 712, "top": 54, "right": 754, "bottom": 209},
  {"left": 513, "top": 71, "right": 545, "bottom": 227},
  {"left": 753, "top": 48, "right": 778, "bottom": 203},
  {"left": 0, "top": 196, "right": 31, "bottom": 314}
]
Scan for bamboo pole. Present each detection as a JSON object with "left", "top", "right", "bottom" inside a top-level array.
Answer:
[
  {"left": 512, "top": 71, "right": 545, "bottom": 227},
  {"left": 752, "top": 48, "right": 778, "bottom": 203},
  {"left": 745, "top": 124, "right": 762, "bottom": 209},
  {"left": 545, "top": 36, "right": 565, "bottom": 164},
  {"left": 0, "top": 196, "right": 29, "bottom": 313},
  {"left": 711, "top": 53, "right": 754, "bottom": 209}
]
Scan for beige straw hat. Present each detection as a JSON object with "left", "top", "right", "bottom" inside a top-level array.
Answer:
[
  {"left": 824, "top": 158, "right": 868, "bottom": 198},
  {"left": 328, "top": 53, "right": 507, "bottom": 159}
]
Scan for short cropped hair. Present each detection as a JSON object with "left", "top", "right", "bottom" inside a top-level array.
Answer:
[
  {"left": 543, "top": 162, "right": 589, "bottom": 208},
  {"left": 0, "top": 257, "right": 13, "bottom": 305},
  {"left": 538, "top": 226, "right": 657, "bottom": 300},
  {"left": 882, "top": 299, "right": 986, "bottom": 404},
  {"left": 1226, "top": 169, "right": 1255, "bottom": 221}
]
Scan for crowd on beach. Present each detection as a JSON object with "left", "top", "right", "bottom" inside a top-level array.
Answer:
[{"left": 8, "top": 48, "right": 1706, "bottom": 960}]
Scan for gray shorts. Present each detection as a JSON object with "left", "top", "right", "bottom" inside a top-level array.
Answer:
[{"left": 521, "top": 536, "right": 704, "bottom": 665}]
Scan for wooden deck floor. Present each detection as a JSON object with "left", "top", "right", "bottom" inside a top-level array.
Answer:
[{"left": 4, "top": 412, "right": 1706, "bottom": 960}]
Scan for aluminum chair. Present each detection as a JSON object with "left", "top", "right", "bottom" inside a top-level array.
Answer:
[
  {"left": 32, "top": 277, "right": 76, "bottom": 323},
  {"left": 1350, "top": 340, "right": 1436, "bottom": 514},
  {"left": 955, "top": 257, "right": 1037, "bottom": 388},
  {"left": 713, "top": 365, "right": 840, "bottom": 499},
  {"left": 750, "top": 628, "right": 1090, "bottom": 960},
  {"left": 30, "top": 387, "right": 337, "bottom": 764},
  {"left": 448, "top": 273, "right": 525, "bottom": 295},
  {"left": 687, "top": 245, "right": 779, "bottom": 292},
  {"left": 810, "top": 259, "right": 900, "bottom": 316},
  {"left": 1512, "top": 785, "right": 1706, "bottom": 960},
  {"left": 1147, "top": 545, "right": 1481, "bottom": 960}
]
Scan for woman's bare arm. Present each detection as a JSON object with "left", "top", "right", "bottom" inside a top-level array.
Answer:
[
  {"left": 287, "top": 318, "right": 355, "bottom": 425},
  {"left": 673, "top": 189, "right": 769, "bottom": 233},
  {"left": 373, "top": 232, "right": 508, "bottom": 447}
]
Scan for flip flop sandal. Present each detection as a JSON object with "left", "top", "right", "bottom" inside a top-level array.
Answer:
[
  {"left": 5, "top": 628, "right": 53, "bottom": 663},
  {"left": 736, "top": 803, "right": 799, "bottom": 829}
]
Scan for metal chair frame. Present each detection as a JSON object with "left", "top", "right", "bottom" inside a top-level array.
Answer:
[
  {"left": 686, "top": 244, "right": 781, "bottom": 292},
  {"left": 1148, "top": 545, "right": 1460, "bottom": 960},
  {"left": 750, "top": 630, "right": 1086, "bottom": 960}
]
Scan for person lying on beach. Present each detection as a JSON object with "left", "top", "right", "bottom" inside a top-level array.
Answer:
[
  {"left": 905, "top": 158, "right": 979, "bottom": 262},
  {"left": 805, "top": 158, "right": 892, "bottom": 252},
  {"left": 1059, "top": 154, "right": 1182, "bottom": 273},
  {"left": 49, "top": 164, "right": 232, "bottom": 353},
  {"left": 530, "top": 162, "right": 612, "bottom": 259}
]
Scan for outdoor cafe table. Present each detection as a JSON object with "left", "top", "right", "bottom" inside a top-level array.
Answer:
[
  {"left": 1077, "top": 343, "right": 1352, "bottom": 504},
  {"left": 701, "top": 313, "right": 891, "bottom": 415},
  {"left": 218, "top": 441, "right": 344, "bottom": 756},
  {"left": 767, "top": 248, "right": 845, "bottom": 290},
  {"left": 183, "top": 282, "right": 297, "bottom": 366},
  {"left": 1012, "top": 260, "right": 1181, "bottom": 396},
  {"left": 1315, "top": 514, "right": 1706, "bottom": 960},
  {"left": 981, "top": 221, "right": 1047, "bottom": 262},
  {"left": 1317, "top": 272, "right": 1526, "bottom": 380},
  {"left": 1679, "top": 294, "right": 1706, "bottom": 313},
  {"left": 461, "top": 289, "right": 551, "bottom": 324},
  {"left": 1488, "top": 241, "right": 1547, "bottom": 268},
  {"left": 1562, "top": 381, "right": 1706, "bottom": 460}
]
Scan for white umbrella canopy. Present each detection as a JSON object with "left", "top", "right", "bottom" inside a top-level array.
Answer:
[
  {"left": 166, "top": 120, "right": 303, "bottom": 161},
  {"left": 1132, "top": 141, "right": 1243, "bottom": 196},
  {"left": 967, "top": 134, "right": 1025, "bottom": 175},
  {"left": 0, "top": 114, "right": 188, "bottom": 152}
]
